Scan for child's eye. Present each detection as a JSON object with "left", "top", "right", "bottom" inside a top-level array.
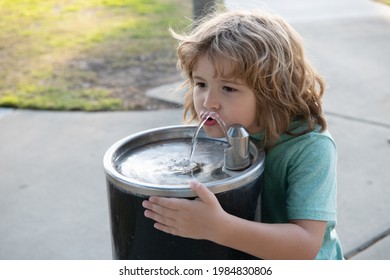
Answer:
[
  {"left": 223, "top": 86, "right": 237, "bottom": 93},
  {"left": 195, "top": 82, "right": 207, "bottom": 88}
]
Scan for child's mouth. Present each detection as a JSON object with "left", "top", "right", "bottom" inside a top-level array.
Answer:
[
  {"left": 199, "top": 111, "right": 229, "bottom": 138},
  {"left": 204, "top": 117, "right": 217, "bottom": 126},
  {"left": 201, "top": 112, "right": 218, "bottom": 126}
]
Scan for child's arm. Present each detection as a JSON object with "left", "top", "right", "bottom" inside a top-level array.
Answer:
[{"left": 143, "top": 180, "right": 326, "bottom": 260}]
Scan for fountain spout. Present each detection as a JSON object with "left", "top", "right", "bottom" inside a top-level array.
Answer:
[
  {"left": 223, "top": 125, "right": 250, "bottom": 171},
  {"left": 190, "top": 112, "right": 250, "bottom": 174}
]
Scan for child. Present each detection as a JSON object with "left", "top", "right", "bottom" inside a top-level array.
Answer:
[{"left": 142, "top": 9, "right": 344, "bottom": 260}]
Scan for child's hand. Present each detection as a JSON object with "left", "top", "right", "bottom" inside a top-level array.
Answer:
[{"left": 142, "top": 180, "right": 226, "bottom": 241}]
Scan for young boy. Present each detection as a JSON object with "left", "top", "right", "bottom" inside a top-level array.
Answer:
[{"left": 143, "top": 9, "right": 343, "bottom": 260}]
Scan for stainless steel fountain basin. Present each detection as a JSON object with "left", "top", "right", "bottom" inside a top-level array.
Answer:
[{"left": 103, "top": 125, "right": 265, "bottom": 259}]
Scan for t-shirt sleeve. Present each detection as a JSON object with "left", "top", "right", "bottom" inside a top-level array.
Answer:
[{"left": 286, "top": 135, "right": 337, "bottom": 221}]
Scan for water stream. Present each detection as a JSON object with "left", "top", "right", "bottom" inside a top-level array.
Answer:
[{"left": 189, "top": 111, "right": 230, "bottom": 181}]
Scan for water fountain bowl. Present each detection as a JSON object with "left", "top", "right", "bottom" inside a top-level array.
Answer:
[{"left": 103, "top": 125, "right": 265, "bottom": 259}]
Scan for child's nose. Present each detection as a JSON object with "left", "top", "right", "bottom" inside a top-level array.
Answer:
[{"left": 203, "top": 90, "right": 220, "bottom": 110}]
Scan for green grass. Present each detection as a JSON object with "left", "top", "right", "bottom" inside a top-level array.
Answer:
[
  {"left": 375, "top": 0, "right": 390, "bottom": 5},
  {"left": 0, "top": 0, "right": 191, "bottom": 111}
]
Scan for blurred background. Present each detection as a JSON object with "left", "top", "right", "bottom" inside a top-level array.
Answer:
[
  {"left": 0, "top": 0, "right": 389, "bottom": 260},
  {"left": 0, "top": 0, "right": 193, "bottom": 111}
]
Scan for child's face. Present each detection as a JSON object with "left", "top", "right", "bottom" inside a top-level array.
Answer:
[{"left": 192, "top": 55, "right": 262, "bottom": 138}]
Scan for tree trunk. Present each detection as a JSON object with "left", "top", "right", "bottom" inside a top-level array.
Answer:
[{"left": 193, "top": 0, "right": 217, "bottom": 22}]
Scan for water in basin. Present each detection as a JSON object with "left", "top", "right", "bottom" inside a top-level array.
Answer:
[
  {"left": 116, "top": 138, "right": 230, "bottom": 185},
  {"left": 115, "top": 111, "right": 232, "bottom": 185}
]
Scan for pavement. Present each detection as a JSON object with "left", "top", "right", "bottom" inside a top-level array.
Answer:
[{"left": 0, "top": 0, "right": 389, "bottom": 260}]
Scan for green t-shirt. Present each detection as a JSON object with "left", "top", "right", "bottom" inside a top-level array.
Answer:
[{"left": 251, "top": 121, "right": 344, "bottom": 259}]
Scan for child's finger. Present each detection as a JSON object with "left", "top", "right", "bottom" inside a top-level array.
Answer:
[{"left": 190, "top": 180, "right": 217, "bottom": 204}]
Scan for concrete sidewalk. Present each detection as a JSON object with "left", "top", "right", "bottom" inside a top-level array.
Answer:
[{"left": 0, "top": 0, "right": 389, "bottom": 259}]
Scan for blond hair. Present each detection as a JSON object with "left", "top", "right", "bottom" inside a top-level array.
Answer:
[{"left": 172, "top": 10, "right": 326, "bottom": 147}]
